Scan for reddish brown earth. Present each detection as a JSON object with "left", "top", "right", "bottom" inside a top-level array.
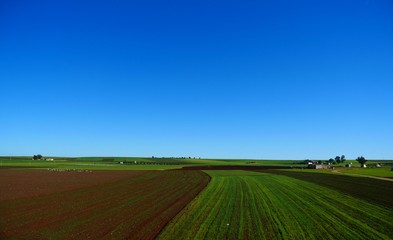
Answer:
[
  {"left": 0, "top": 169, "right": 145, "bottom": 201},
  {"left": 0, "top": 169, "right": 210, "bottom": 239}
]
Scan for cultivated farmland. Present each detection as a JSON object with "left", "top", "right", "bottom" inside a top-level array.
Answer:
[
  {"left": 0, "top": 169, "right": 145, "bottom": 200},
  {"left": 0, "top": 169, "right": 210, "bottom": 239},
  {"left": 271, "top": 170, "right": 393, "bottom": 207},
  {"left": 158, "top": 170, "right": 393, "bottom": 240},
  {"left": 1, "top": 158, "right": 393, "bottom": 240}
]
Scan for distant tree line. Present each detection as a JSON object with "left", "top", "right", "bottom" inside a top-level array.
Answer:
[
  {"left": 32, "top": 154, "right": 43, "bottom": 160},
  {"left": 152, "top": 156, "right": 200, "bottom": 159},
  {"left": 300, "top": 155, "right": 369, "bottom": 168},
  {"left": 328, "top": 155, "right": 346, "bottom": 165}
]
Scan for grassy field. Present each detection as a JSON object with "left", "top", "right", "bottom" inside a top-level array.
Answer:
[
  {"left": 1, "top": 156, "right": 392, "bottom": 174},
  {"left": 0, "top": 156, "right": 303, "bottom": 170},
  {"left": 271, "top": 170, "right": 393, "bottom": 207},
  {"left": 336, "top": 166, "right": 393, "bottom": 178},
  {"left": 158, "top": 170, "right": 393, "bottom": 240},
  {"left": 0, "top": 157, "right": 189, "bottom": 170}
]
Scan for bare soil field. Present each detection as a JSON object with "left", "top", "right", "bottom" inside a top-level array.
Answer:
[
  {"left": 0, "top": 169, "right": 210, "bottom": 239},
  {"left": 0, "top": 169, "right": 145, "bottom": 201}
]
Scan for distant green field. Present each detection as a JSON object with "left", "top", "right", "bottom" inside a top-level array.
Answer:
[
  {"left": 0, "top": 156, "right": 304, "bottom": 170},
  {"left": 158, "top": 170, "right": 393, "bottom": 240},
  {"left": 0, "top": 159, "right": 181, "bottom": 170},
  {"left": 1, "top": 156, "right": 393, "bottom": 178},
  {"left": 337, "top": 166, "right": 393, "bottom": 178}
]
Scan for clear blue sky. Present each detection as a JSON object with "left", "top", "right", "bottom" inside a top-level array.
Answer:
[{"left": 1, "top": 0, "right": 392, "bottom": 159}]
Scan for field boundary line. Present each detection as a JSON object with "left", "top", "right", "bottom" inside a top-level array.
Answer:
[
  {"left": 335, "top": 172, "right": 393, "bottom": 182},
  {"left": 154, "top": 170, "right": 212, "bottom": 239}
]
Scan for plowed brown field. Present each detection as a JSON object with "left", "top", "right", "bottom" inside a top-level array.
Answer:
[
  {"left": 0, "top": 170, "right": 146, "bottom": 201},
  {"left": 0, "top": 169, "right": 210, "bottom": 239}
]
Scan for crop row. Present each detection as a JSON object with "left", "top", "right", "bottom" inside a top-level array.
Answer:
[
  {"left": 0, "top": 170, "right": 210, "bottom": 239},
  {"left": 270, "top": 170, "right": 393, "bottom": 207},
  {"left": 158, "top": 170, "right": 393, "bottom": 240}
]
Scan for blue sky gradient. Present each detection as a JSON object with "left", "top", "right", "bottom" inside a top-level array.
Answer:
[{"left": 1, "top": 0, "right": 393, "bottom": 159}]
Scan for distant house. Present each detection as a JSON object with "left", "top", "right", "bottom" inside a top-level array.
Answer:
[
  {"left": 308, "top": 164, "right": 325, "bottom": 169},
  {"left": 305, "top": 160, "right": 315, "bottom": 165}
]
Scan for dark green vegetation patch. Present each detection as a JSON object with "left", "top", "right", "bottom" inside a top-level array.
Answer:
[{"left": 271, "top": 170, "right": 393, "bottom": 208}]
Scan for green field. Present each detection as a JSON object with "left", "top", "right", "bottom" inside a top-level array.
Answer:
[
  {"left": 0, "top": 156, "right": 302, "bottom": 170},
  {"left": 0, "top": 157, "right": 188, "bottom": 170},
  {"left": 2, "top": 156, "right": 392, "bottom": 174},
  {"left": 337, "top": 166, "right": 393, "bottom": 178},
  {"left": 271, "top": 170, "right": 393, "bottom": 207},
  {"left": 158, "top": 170, "right": 393, "bottom": 240}
]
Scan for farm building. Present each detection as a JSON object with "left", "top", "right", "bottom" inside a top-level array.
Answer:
[
  {"left": 305, "top": 160, "right": 315, "bottom": 165},
  {"left": 308, "top": 164, "right": 326, "bottom": 169}
]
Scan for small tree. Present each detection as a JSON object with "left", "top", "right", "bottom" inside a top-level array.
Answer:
[
  {"left": 356, "top": 156, "right": 367, "bottom": 168},
  {"left": 328, "top": 158, "right": 335, "bottom": 165},
  {"left": 33, "top": 155, "right": 43, "bottom": 160},
  {"left": 335, "top": 156, "right": 341, "bottom": 164},
  {"left": 341, "top": 155, "right": 346, "bottom": 163}
]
